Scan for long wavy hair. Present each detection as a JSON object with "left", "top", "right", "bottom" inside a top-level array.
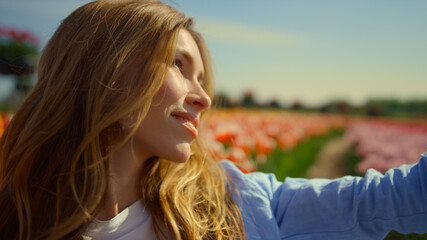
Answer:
[{"left": 0, "top": 1, "right": 244, "bottom": 239}]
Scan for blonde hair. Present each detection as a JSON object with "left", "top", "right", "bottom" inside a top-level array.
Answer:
[{"left": 0, "top": 1, "right": 244, "bottom": 239}]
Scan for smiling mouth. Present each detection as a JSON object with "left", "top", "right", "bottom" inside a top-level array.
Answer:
[{"left": 171, "top": 113, "right": 199, "bottom": 138}]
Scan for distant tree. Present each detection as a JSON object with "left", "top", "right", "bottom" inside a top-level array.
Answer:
[
  {"left": 319, "top": 105, "right": 330, "bottom": 113},
  {"left": 335, "top": 100, "right": 349, "bottom": 114},
  {"left": 363, "top": 99, "right": 427, "bottom": 118},
  {"left": 405, "top": 100, "right": 427, "bottom": 115},
  {"left": 365, "top": 100, "right": 384, "bottom": 117},
  {"left": 318, "top": 100, "right": 350, "bottom": 114},
  {"left": 266, "top": 99, "right": 281, "bottom": 109},
  {"left": 241, "top": 90, "right": 257, "bottom": 108},
  {"left": 213, "top": 92, "right": 233, "bottom": 108},
  {"left": 290, "top": 100, "right": 304, "bottom": 111}
]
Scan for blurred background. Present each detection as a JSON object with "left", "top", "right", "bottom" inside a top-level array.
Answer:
[
  {"left": 1, "top": 1, "right": 427, "bottom": 238},
  {"left": 0, "top": 0, "right": 426, "bottom": 111}
]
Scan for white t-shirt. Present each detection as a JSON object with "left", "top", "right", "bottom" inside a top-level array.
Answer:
[{"left": 83, "top": 200, "right": 157, "bottom": 240}]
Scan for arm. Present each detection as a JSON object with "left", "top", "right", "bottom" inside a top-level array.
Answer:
[
  {"left": 267, "top": 152, "right": 427, "bottom": 239},
  {"left": 222, "top": 152, "right": 427, "bottom": 240}
]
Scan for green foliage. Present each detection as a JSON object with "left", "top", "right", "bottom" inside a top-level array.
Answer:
[
  {"left": 344, "top": 145, "right": 364, "bottom": 176},
  {"left": 0, "top": 40, "right": 38, "bottom": 60},
  {"left": 257, "top": 129, "right": 344, "bottom": 180},
  {"left": 365, "top": 99, "right": 427, "bottom": 118},
  {"left": 385, "top": 231, "right": 427, "bottom": 240},
  {"left": 0, "top": 40, "right": 38, "bottom": 76}
]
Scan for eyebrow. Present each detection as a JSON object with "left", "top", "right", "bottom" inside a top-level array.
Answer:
[
  {"left": 176, "top": 49, "right": 193, "bottom": 65},
  {"left": 176, "top": 48, "right": 205, "bottom": 82}
]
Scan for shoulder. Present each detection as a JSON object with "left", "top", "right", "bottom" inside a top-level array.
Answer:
[{"left": 220, "top": 160, "right": 279, "bottom": 198}]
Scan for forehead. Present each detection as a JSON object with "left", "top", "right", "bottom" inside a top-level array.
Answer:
[{"left": 176, "top": 29, "right": 204, "bottom": 73}]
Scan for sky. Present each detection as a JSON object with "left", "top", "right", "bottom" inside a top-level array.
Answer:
[{"left": 1, "top": 0, "right": 426, "bottom": 106}]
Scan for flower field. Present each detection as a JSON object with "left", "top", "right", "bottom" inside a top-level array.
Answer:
[
  {"left": 345, "top": 118, "right": 427, "bottom": 174},
  {"left": 204, "top": 109, "right": 349, "bottom": 174},
  {"left": 203, "top": 109, "right": 427, "bottom": 179}
]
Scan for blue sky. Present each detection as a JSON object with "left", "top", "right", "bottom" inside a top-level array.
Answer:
[{"left": 1, "top": 0, "right": 426, "bottom": 106}]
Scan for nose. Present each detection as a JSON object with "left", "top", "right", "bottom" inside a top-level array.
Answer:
[{"left": 185, "top": 86, "right": 212, "bottom": 111}]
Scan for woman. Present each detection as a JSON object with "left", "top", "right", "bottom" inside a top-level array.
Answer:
[
  {"left": 0, "top": 1, "right": 242, "bottom": 239},
  {"left": 0, "top": 0, "right": 426, "bottom": 240}
]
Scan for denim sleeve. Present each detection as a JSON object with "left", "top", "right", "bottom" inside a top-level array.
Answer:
[{"left": 244, "top": 152, "right": 427, "bottom": 239}]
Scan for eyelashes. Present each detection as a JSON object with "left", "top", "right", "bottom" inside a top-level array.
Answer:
[
  {"left": 172, "top": 58, "right": 183, "bottom": 73},
  {"left": 172, "top": 56, "right": 204, "bottom": 85}
]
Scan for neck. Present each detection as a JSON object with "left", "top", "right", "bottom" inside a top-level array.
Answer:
[{"left": 96, "top": 141, "right": 149, "bottom": 220}]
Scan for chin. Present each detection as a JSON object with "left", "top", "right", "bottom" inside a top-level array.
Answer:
[{"left": 164, "top": 143, "right": 192, "bottom": 163}]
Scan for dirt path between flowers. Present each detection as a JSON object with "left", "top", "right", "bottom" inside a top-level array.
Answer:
[{"left": 306, "top": 136, "right": 353, "bottom": 179}]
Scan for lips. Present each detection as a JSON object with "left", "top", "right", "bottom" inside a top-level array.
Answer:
[{"left": 171, "top": 111, "right": 199, "bottom": 138}]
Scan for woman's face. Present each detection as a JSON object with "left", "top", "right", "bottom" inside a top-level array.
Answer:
[{"left": 127, "top": 29, "right": 211, "bottom": 163}]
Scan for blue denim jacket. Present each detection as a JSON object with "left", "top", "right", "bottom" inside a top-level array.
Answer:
[{"left": 221, "top": 152, "right": 427, "bottom": 240}]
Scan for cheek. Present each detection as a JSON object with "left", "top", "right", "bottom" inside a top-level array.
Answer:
[
  {"left": 120, "top": 111, "right": 139, "bottom": 130},
  {"left": 152, "top": 71, "right": 186, "bottom": 104}
]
